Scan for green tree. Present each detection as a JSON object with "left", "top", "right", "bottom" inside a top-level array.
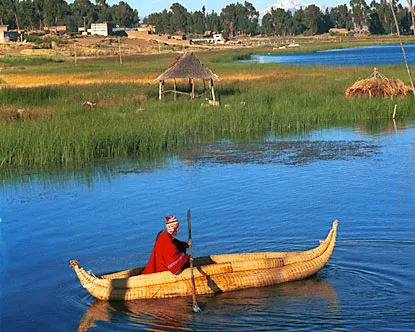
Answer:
[
  {"left": 368, "top": 11, "right": 385, "bottom": 33},
  {"left": 220, "top": 2, "right": 259, "bottom": 37},
  {"left": 263, "top": 8, "right": 293, "bottom": 36},
  {"left": 192, "top": 10, "right": 206, "bottom": 34},
  {"left": 242, "top": 1, "right": 259, "bottom": 35},
  {"left": 321, "top": 7, "right": 333, "bottom": 32},
  {"left": 0, "top": 0, "right": 15, "bottom": 27},
  {"left": 33, "top": 0, "right": 45, "bottom": 29},
  {"left": 374, "top": 0, "right": 394, "bottom": 33},
  {"left": 261, "top": 12, "right": 274, "bottom": 35},
  {"left": 350, "top": 0, "right": 369, "bottom": 30},
  {"left": 396, "top": 3, "right": 411, "bottom": 34},
  {"left": 16, "top": 0, "right": 35, "bottom": 30},
  {"left": 293, "top": 8, "right": 306, "bottom": 34},
  {"left": 44, "top": 0, "right": 56, "bottom": 26},
  {"left": 304, "top": 4, "right": 325, "bottom": 35},
  {"left": 0, "top": 0, "right": 24, "bottom": 29},
  {"left": 330, "top": 4, "right": 353, "bottom": 29},
  {"left": 70, "top": 0, "right": 95, "bottom": 31},
  {"left": 170, "top": 2, "right": 190, "bottom": 32},
  {"left": 112, "top": 1, "right": 139, "bottom": 27},
  {"left": 43, "top": 0, "right": 69, "bottom": 26},
  {"left": 206, "top": 10, "right": 221, "bottom": 33},
  {"left": 220, "top": 3, "right": 237, "bottom": 37},
  {"left": 96, "top": 0, "right": 112, "bottom": 23}
]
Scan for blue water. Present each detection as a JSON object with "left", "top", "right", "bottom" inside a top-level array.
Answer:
[
  {"left": 1, "top": 120, "right": 414, "bottom": 331},
  {"left": 249, "top": 44, "right": 415, "bottom": 66}
]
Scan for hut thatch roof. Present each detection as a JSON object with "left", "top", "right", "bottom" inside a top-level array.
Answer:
[{"left": 156, "top": 52, "right": 217, "bottom": 81}]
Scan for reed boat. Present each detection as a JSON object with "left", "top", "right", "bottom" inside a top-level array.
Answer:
[{"left": 70, "top": 220, "right": 338, "bottom": 301}]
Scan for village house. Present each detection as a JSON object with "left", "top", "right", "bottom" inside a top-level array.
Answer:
[
  {"left": 89, "top": 23, "right": 114, "bottom": 36},
  {"left": 125, "top": 25, "right": 190, "bottom": 46},
  {"left": 112, "top": 26, "right": 137, "bottom": 37},
  {"left": 44, "top": 25, "right": 67, "bottom": 35},
  {"left": 0, "top": 25, "right": 24, "bottom": 43},
  {"left": 190, "top": 31, "right": 225, "bottom": 44},
  {"left": 171, "top": 31, "right": 187, "bottom": 40},
  {"left": 125, "top": 25, "right": 154, "bottom": 39}
]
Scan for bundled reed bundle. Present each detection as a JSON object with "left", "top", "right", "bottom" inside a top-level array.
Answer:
[{"left": 346, "top": 77, "right": 413, "bottom": 97}]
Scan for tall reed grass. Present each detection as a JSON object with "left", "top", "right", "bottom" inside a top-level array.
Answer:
[{"left": 1, "top": 55, "right": 414, "bottom": 170}]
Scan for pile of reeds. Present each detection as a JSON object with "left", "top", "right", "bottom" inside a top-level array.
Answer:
[{"left": 346, "top": 77, "right": 413, "bottom": 97}]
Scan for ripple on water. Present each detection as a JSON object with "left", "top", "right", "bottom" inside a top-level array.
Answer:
[{"left": 328, "top": 239, "right": 415, "bottom": 327}]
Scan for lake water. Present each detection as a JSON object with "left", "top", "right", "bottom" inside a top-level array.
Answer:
[
  {"left": 249, "top": 44, "right": 415, "bottom": 66},
  {"left": 1, "top": 120, "right": 415, "bottom": 331}
]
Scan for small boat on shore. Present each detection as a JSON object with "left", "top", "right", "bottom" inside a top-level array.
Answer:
[{"left": 70, "top": 220, "right": 338, "bottom": 301}]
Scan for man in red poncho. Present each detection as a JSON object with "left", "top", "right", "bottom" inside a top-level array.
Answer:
[{"left": 141, "top": 215, "right": 190, "bottom": 275}]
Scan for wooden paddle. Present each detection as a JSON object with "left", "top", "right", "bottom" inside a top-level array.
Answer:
[{"left": 187, "top": 209, "right": 202, "bottom": 313}]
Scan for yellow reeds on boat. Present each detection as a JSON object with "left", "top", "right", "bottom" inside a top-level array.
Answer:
[{"left": 70, "top": 220, "right": 338, "bottom": 301}]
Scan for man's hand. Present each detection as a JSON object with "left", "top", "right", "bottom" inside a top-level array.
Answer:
[{"left": 188, "top": 240, "right": 192, "bottom": 247}]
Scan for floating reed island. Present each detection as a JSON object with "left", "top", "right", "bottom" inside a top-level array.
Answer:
[{"left": 346, "top": 68, "right": 414, "bottom": 97}]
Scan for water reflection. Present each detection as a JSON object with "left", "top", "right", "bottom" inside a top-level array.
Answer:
[
  {"left": 0, "top": 156, "right": 169, "bottom": 201},
  {"left": 77, "top": 277, "right": 338, "bottom": 331},
  {"left": 355, "top": 118, "right": 411, "bottom": 136}
]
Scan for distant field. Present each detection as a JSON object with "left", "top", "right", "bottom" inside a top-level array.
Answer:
[{"left": 1, "top": 35, "right": 414, "bottom": 88}]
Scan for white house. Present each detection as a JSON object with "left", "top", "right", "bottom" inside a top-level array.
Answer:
[{"left": 90, "top": 23, "right": 112, "bottom": 36}]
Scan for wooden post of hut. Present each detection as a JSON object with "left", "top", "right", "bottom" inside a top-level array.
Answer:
[
  {"left": 154, "top": 52, "right": 218, "bottom": 103},
  {"left": 158, "top": 80, "right": 165, "bottom": 100},
  {"left": 159, "top": 81, "right": 162, "bottom": 100},
  {"left": 209, "top": 79, "right": 216, "bottom": 101}
]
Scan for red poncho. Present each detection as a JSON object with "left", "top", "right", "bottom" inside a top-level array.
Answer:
[{"left": 141, "top": 231, "right": 189, "bottom": 275}]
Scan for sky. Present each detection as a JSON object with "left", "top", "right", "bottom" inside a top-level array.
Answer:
[{"left": 102, "top": 0, "right": 342, "bottom": 18}]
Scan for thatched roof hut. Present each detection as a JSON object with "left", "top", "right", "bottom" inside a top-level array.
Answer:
[{"left": 155, "top": 52, "right": 218, "bottom": 101}]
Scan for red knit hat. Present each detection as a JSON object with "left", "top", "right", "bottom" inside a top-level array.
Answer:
[{"left": 165, "top": 215, "right": 178, "bottom": 224}]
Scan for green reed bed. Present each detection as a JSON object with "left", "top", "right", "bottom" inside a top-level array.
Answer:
[{"left": 1, "top": 60, "right": 414, "bottom": 169}]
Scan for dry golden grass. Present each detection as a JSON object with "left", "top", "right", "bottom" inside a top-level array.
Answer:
[
  {"left": 219, "top": 72, "right": 325, "bottom": 82},
  {"left": 2, "top": 70, "right": 325, "bottom": 88},
  {"left": 1, "top": 72, "right": 156, "bottom": 87}
]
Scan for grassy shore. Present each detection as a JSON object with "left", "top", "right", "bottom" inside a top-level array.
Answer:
[{"left": 1, "top": 43, "right": 414, "bottom": 170}]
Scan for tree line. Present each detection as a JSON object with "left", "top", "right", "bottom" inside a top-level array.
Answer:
[
  {"left": 0, "top": 0, "right": 139, "bottom": 32},
  {"left": 145, "top": 0, "right": 414, "bottom": 37},
  {"left": 0, "top": 0, "right": 413, "bottom": 37}
]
